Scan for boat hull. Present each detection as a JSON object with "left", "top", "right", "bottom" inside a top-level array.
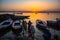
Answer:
[
  {"left": 0, "top": 19, "right": 13, "bottom": 37},
  {"left": 36, "top": 24, "right": 46, "bottom": 31}
]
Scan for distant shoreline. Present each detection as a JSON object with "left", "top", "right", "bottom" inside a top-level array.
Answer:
[{"left": 0, "top": 11, "right": 60, "bottom": 13}]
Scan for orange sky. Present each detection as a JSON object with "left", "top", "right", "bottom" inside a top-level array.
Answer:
[
  {"left": 0, "top": 0, "right": 60, "bottom": 11},
  {"left": 1, "top": 2, "right": 59, "bottom": 11}
]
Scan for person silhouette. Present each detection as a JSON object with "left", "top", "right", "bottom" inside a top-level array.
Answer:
[{"left": 27, "top": 20, "right": 35, "bottom": 40}]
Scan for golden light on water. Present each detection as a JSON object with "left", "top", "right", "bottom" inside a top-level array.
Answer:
[
  {"left": 23, "top": 13, "right": 60, "bottom": 22},
  {"left": 23, "top": 13, "right": 48, "bottom": 21}
]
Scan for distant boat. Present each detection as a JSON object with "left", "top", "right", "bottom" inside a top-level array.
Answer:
[
  {"left": 0, "top": 19, "right": 13, "bottom": 37},
  {"left": 14, "top": 16, "right": 30, "bottom": 20},
  {"left": 36, "top": 20, "right": 47, "bottom": 31},
  {"left": 12, "top": 20, "right": 23, "bottom": 35}
]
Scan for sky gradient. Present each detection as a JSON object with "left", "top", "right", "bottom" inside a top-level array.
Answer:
[{"left": 0, "top": 0, "right": 60, "bottom": 11}]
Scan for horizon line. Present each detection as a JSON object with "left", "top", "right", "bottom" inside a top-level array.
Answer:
[{"left": 0, "top": 10, "right": 60, "bottom": 13}]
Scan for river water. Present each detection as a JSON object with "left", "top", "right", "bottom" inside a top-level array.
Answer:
[{"left": 0, "top": 13, "right": 60, "bottom": 40}]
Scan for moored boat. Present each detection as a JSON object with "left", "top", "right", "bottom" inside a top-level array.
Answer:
[
  {"left": 47, "top": 19, "right": 60, "bottom": 30},
  {"left": 47, "top": 20, "right": 57, "bottom": 27},
  {"left": 36, "top": 20, "right": 47, "bottom": 31},
  {"left": 56, "top": 18, "right": 60, "bottom": 27},
  {"left": 0, "top": 19, "right": 13, "bottom": 37},
  {"left": 12, "top": 20, "right": 23, "bottom": 36}
]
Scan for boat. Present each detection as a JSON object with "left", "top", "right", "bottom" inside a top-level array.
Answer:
[
  {"left": 47, "top": 20, "right": 60, "bottom": 30},
  {"left": 56, "top": 18, "right": 60, "bottom": 21},
  {"left": 36, "top": 20, "right": 47, "bottom": 31},
  {"left": 0, "top": 19, "right": 13, "bottom": 37},
  {"left": 47, "top": 20, "right": 57, "bottom": 27},
  {"left": 12, "top": 20, "right": 23, "bottom": 35},
  {"left": 56, "top": 18, "right": 60, "bottom": 27},
  {"left": 14, "top": 16, "right": 30, "bottom": 20}
]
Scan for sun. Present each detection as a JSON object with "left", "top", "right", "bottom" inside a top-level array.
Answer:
[
  {"left": 30, "top": 6, "right": 39, "bottom": 11},
  {"left": 29, "top": 2, "right": 40, "bottom": 11},
  {"left": 22, "top": 1, "right": 40, "bottom": 11}
]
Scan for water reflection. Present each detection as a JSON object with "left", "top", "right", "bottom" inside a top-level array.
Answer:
[{"left": 22, "top": 13, "right": 60, "bottom": 25}]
